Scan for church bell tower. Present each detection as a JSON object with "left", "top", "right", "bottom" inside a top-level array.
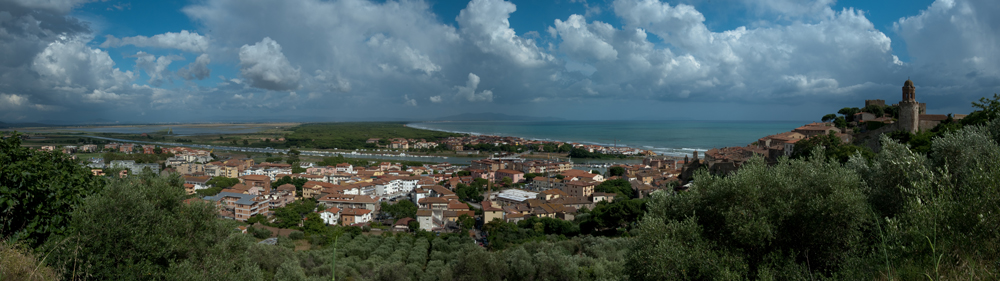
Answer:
[{"left": 898, "top": 79, "right": 920, "bottom": 134}]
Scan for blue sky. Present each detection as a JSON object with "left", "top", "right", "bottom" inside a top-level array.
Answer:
[{"left": 1, "top": 0, "right": 997, "bottom": 123}]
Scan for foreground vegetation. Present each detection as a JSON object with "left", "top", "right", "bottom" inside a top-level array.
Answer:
[{"left": 4, "top": 102, "right": 1000, "bottom": 279}]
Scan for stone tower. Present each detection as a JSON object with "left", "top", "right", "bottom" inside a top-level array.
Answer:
[{"left": 898, "top": 79, "right": 920, "bottom": 134}]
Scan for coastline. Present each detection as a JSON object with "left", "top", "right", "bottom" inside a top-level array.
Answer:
[{"left": 406, "top": 122, "right": 704, "bottom": 158}]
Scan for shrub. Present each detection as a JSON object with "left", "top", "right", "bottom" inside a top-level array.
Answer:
[
  {"left": 289, "top": 231, "right": 305, "bottom": 240},
  {"left": 0, "top": 241, "right": 59, "bottom": 281}
]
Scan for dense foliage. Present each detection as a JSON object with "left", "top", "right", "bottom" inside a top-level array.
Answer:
[
  {"left": 285, "top": 123, "right": 460, "bottom": 149},
  {"left": 629, "top": 120, "right": 1000, "bottom": 279},
  {"left": 1, "top": 134, "right": 106, "bottom": 248},
  {"left": 206, "top": 176, "right": 240, "bottom": 188},
  {"left": 790, "top": 131, "right": 875, "bottom": 163},
  {"left": 593, "top": 179, "right": 633, "bottom": 198},
  {"left": 42, "top": 172, "right": 263, "bottom": 280},
  {"left": 381, "top": 200, "right": 418, "bottom": 221}
]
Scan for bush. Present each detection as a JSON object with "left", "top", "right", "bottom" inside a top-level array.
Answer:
[
  {"left": 289, "top": 231, "right": 305, "bottom": 240},
  {"left": 1, "top": 134, "right": 106, "bottom": 247},
  {"left": 635, "top": 153, "right": 869, "bottom": 278},
  {"left": 42, "top": 173, "right": 266, "bottom": 280},
  {"left": 251, "top": 227, "right": 272, "bottom": 239},
  {"left": 0, "top": 241, "right": 59, "bottom": 281}
]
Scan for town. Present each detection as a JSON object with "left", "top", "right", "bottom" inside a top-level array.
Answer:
[{"left": 14, "top": 79, "right": 966, "bottom": 241}]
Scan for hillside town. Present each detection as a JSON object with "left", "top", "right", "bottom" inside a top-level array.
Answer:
[
  {"left": 679, "top": 79, "right": 968, "bottom": 182},
  {"left": 10, "top": 133, "right": 683, "bottom": 234}
]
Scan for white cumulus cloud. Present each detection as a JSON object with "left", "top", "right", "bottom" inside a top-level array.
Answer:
[
  {"left": 31, "top": 36, "right": 134, "bottom": 91},
  {"left": 178, "top": 54, "right": 211, "bottom": 80},
  {"left": 455, "top": 73, "right": 493, "bottom": 102},
  {"left": 101, "top": 30, "right": 210, "bottom": 53},
  {"left": 457, "top": 0, "right": 554, "bottom": 67},
  {"left": 403, "top": 94, "right": 417, "bottom": 106},
  {"left": 238, "top": 37, "right": 301, "bottom": 91},
  {"left": 133, "top": 52, "right": 175, "bottom": 86}
]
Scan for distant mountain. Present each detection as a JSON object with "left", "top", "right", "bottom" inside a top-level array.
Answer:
[{"left": 434, "top": 112, "right": 565, "bottom": 122}]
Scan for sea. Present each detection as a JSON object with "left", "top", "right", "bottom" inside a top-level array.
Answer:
[{"left": 407, "top": 120, "right": 809, "bottom": 158}]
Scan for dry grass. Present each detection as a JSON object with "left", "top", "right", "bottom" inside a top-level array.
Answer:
[{"left": 0, "top": 241, "right": 59, "bottom": 281}]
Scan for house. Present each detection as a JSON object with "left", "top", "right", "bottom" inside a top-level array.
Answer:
[
  {"left": 394, "top": 217, "right": 415, "bottom": 232},
  {"left": 538, "top": 188, "right": 568, "bottom": 201},
  {"left": 417, "top": 197, "right": 450, "bottom": 209},
  {"left": 495, "top": 189, "right": 539, "bottom": 206},
  {"left": 263, "top": 191, "right": 296, "bottom": 209},
  {"left": 792, "top": 124, "right": 840, "bottom": 138},
  {"left": 340, "top": 208, "right": 373, "bottom": 226},
  {"left": 560, "top": 169, "right": 604, "bottom": 182},
  {"left": 447, "top": 200, "right": 470, "bottom": 212},
  {"left": 203, "top": 192, "right": 270, "bottom": 222},
  {"left": 317, "top": 194, "right": 379, "bottom": 211},
  {"left": 184, "top": 176, "right": 211, "bottom": 189},
  {"left": 335, "top": 163, "right": 354, "bottom": 173},
  {"left": 302, "top": 181, "right": 336, "bottom": 198},
  {"left": 444, "top": 210, "right": 475, "bottom": 222},
  {"left": 177, "top": 163, "right": 205, "bottom": 175},
  {"left": 319, "top": 207, "right": 341, "bottom": 225},
  {"left": 416, "top": 209, "right": 435, "bottom": 231},
  {"left": 482, "top": 200, "right": 504, "bottom": 223},
  {"left": 240, "top": 175, "right": 272, "bottom": 194},
  {"left": 276, "top": 183, "right": 296, "bottom": 194},
  {"left": 561, "top": 180, "right": 596, "bottom": 198},
  {"left": 183, "top": 184, "right": 196, "bottom": 195},
  {"left": 494, "top": 169, "right": 525, "bottom": 184},
  {"left": 506, "top": 213, "right": 526, "bottom": 223}
]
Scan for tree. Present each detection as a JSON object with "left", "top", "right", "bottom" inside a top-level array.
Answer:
[
  {"left": 273, "top": 176, "right": 308, "bottom": 190},
  {"left": 631, "top": 154, "right": 870, "bottom": 279},
  {"left": 206, "top": 176, "right": 240, "bottom": 188},
  {"left": 1, "top": 133, "right": 106, "bottom": 248},
  {"left": 838, "top": 107, "right": 861, "bottom": 121},
  {"left": 454, "top": 170, "right": 471, "bottom": 177},
  {"left": 608, "top": 166, "right": 626, "bottom": 177},
  {"left": 501, "top": 176, "right": 513, "bottom": 187},
  {"left": 302, "top": 212, "right": 326, "bottom": 235},
  {"left": 862, "top": 104, "right": 885, "bottom": 117},
  {"left": 458, "top": 214, "right": 475, "bottom": 230},
  {"left": 594, "top": 178, "right": 634, "bottom": 199},
  {"left": 43, "top": 173, "right": 267, "bottom": 280},
  {"left": 821, "top": 113, "right": 838, "bottom": 123},
  {"left": 833, "top": 116, "right": 848, "bottom": 128},
  {"left": 272, "top": 199, "right": 318, "bottom": 228},
  {"left": 381, "top": 200, "right": 418, "bottom": 220},
  {"left": 962, "top": 93, "right": 1000, "bottom": 126},
  {"left": 243, "top": 139, "right": 249, "bottom": 146}
]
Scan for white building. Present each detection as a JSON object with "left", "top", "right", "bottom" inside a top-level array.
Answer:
[{"left": 319, "top": 207, "right": 341, "bottom": 225}]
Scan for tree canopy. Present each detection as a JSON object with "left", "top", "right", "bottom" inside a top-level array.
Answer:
[{"left": 1, "top": 133, "right": 106, "bottom": 248}]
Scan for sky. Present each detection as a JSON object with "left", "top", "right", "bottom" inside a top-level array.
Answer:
[{"left": 1, "top": 0, "right": 998, "bottom": 123}]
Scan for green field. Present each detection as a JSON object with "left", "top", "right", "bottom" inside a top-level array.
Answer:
[{"left": 284, "top": 122, "right": 462, "bottom": 149}]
